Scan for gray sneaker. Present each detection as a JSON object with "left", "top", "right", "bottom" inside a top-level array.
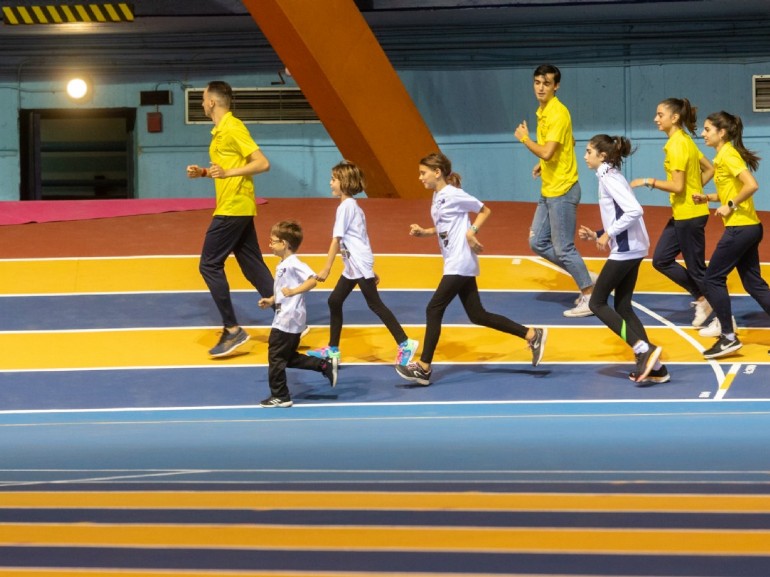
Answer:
[
  {"left": 528, "top": 327, "right": 547, "bottom": 367},
  {"left": 209, "top": 327, "right": 249, "bottom": 357}
]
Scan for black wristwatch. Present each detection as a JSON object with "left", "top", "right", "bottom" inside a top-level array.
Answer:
[{"left": 727, "top": 200, "right": 737, "bottom": 211}]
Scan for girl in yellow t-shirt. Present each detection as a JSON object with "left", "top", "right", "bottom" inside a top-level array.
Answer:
[
  {"left": 693, "top": 110, "right": 769, "bottom": 359},
  {"left": 630, "top": 97, "right": 714, "bottom": 328}
]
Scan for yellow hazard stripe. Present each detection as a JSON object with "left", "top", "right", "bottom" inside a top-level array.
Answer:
[{"left": 2, "top": 3, "right": 134, "bottom": 24}]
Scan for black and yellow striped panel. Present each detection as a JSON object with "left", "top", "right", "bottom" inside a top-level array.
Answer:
[{"left": 1, "top": 3, "right": 133, "bottom": 25}]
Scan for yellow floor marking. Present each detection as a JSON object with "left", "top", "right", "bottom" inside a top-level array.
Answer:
[
  {"left": 0, "top": 567, "right": 515, "bottom": 577},
  {"left": 0, "top": 522, "right": 768, "bottom": 555},
  {"left": 3, "top": 490, "right": 770, "bottom": 513},
  {"left": 2, "top": 326, "right": 768, "bottom": 371},
  {"left": 3, "top": 255, "right": 765, "bottom": 295}
]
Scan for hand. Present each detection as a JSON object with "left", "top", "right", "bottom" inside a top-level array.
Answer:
[
  {"left": 316, "top": 269, "right": 330, "bottom": 282},
  {"left": 281, "top": 286, "right": 294, "bottom": 297},
  {"left": 578, "top": 225, "right": 595, "bottom": 241},
  {"left": 409, "top": 224, "right": 424, "bottom": 237},
  {"left": 532, "top": 164, "right": 541, "bottom": 179},
  {"left": 596, "top": 232, "right": 610, "bottom": 252},
  {"left": 186, "top": 165, "right": 204, "bottom": 178},
  {"left": 692, "top": 194, "right": 708, "bottom": 204},
  {"left": 208, "top": 163, "right": 224, "bottom": 178},
  {"left": 715, "top": 205, "right": 732, "bottom": 217},
  {"left": 514, "top": 120, "right": 529, "bottom": 142},
  {"left": 258, "top": 296, "right": 274, "bottom": 309},
  {"left": 466, "top": 229, "right": 484, "bottom": 254},
  {"left": 629, "top": 178, "right": 646, "bottom": 188}
]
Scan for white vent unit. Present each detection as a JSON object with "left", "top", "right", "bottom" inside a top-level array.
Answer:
[
  {"left": 752, "top": 75, "right": 770, "bottom": 112},
  {"left": 185, "top": 87, "right": 319, "bottom": 124}
]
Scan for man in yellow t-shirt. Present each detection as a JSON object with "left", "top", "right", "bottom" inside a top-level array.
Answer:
[
  {"left": 187, "top": 81, "right": 274, "bottom": 358},
  {"left": 514, "top": 64, "right": 594, "bottom": 318}
]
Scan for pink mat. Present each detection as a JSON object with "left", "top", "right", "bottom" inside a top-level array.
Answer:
[{"left": 0, "top": 198, "right": 267, "bottom": 226}]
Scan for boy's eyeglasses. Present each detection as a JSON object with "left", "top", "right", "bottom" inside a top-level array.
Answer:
[{"left": 269, "top": 238, "right": 285, "bottom": 246}]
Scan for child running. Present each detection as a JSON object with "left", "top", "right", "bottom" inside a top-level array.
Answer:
[
  {"left": 309, "top": 160, "right": 419, "bottom": 365},
  {"left": 258, "top": 220, "right": 338, "bottom": 408},
  {"left": 396, "top": 152, "right": 547, "bottom": 386},
  {"left": 579, "top": 135, "right": 665, "bottom": 384}
]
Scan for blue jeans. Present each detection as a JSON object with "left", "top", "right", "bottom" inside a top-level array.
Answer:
[{"left": 529, "top": 181, "right": 592, "bottom": 290}]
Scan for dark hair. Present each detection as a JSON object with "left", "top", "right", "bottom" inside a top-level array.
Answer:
[
  {"left": 588, "top": 134, "right": 634, "bottom": 168},
  {"left": 660, "top": 97, "right": 697, "bottom": 135},
  {"left": 271, "top": 219, "right": 303, "bottom": 252},
  {"left": 331, "top": 160, "right": 366, "bottom": 195},
  {"left": 706, "top": 111, "right": 761, "bottom": 172},
  {"left": 419, "top": 152, "right": 462, "bottom": 187},
  {"left": 534, "top": 64, "right": 561, "bottom": 85},
  {"left": 206, "top": 81, "right": 233, "bottom": 108}
]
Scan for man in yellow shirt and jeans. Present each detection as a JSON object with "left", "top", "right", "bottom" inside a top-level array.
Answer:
[
  {"left": 187, "top": 81, "right": 274, "bottom": 357},
  {"left": 515, "top": 64, "right": 595, "bottom": 318}
]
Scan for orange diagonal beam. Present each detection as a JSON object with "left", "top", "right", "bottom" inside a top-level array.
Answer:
[{"left": 241, "top": 0, "right": 437, "bottom": 199}]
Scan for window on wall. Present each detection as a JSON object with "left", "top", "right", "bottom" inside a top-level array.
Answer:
[{"left": 19, "top": 108, "right": 135, "bottom": 200}]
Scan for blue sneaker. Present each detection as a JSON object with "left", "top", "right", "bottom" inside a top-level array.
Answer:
[
  {"left": 308, "top": 345, "right": 340, "bottom": 360},
  {"left": 396, "top": 339, "right": 419, "bottom": 366}
]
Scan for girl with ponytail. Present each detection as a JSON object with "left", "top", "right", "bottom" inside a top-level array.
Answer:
[
  {"left": 580, "top": 135, "right": 666, "bottom": 384},
  {"left": 693, "top": 111, "right": 770, "bottom": 358},
  {"left": 395, "top": 152, "right": 547, "bottom": 386},
  {"left": 630, "top": 97, "right": 714, "bottom": 329}
]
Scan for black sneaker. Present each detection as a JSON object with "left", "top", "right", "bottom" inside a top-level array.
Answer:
[
  {"left": 395, "top": 362, "right": 431, "bottom": 386},
  {"left": 321, "top": 356, "right": 338, "bottom": 388},
  {"left": 260, "top": 396, "right": 293, "bottom": 408},
  {"left": 633, "top": 345, "right": 662, "bottom": 383},
  {"left": 209, "top": 326, "right": 249, "bottom": 357},
  {"left": 629, "top": 365, "right": 670, "bottom": 385},
  {"left": 528, "top": 327, "right": 547, "bottom": 367},
  {"left": 703, "top": 335, "right": 742, "bottom": 359}
]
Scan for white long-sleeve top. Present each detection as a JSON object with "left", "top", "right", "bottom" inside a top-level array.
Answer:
[{"left": 595, "top": 162, "right": 650, "bottom": 261}]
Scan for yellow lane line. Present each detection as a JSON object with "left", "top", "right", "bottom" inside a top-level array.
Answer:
[
  {"left": 3, "top": 491, "right": 770, "bottom": 513},
  {"left": 1, "top": 523, "right": 769, "bottom": 555},
  {"left": 2, "top": 256, "right": 764, "bottom": 295},
  {"left": 1, "top": 326, "right": 739, "bottom": 371},
  {"left": 0, "top": 571, "right": 509, "bottom": 577}
]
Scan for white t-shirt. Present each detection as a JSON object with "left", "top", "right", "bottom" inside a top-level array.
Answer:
[
  {"left": 333, "top": 197, "right": 375, "bottom": 279},
  {"left": 430, "top": 185, "right": 483, "bottom": 276},
  {"left": 272, "top": 254, "right": 317, "bottom": 334}
]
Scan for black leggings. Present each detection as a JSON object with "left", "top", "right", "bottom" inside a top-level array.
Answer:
[
  {"left": 588, "top": 258, "right": 648, "bottom": 349},
  {"left": 327, "top": 276, "right": 408, "bottom": 347},
  {"left": 421, "top": 275, "right": 529, "bottom": 364}
]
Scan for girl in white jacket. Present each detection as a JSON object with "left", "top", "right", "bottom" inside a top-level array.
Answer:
[{"left": 579, "top": 135, "right": 667, "bottom": 385}]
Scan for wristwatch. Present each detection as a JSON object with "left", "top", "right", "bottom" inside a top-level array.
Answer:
[{"left": 727, "top": 200, "right": 737, "bottom": 211}]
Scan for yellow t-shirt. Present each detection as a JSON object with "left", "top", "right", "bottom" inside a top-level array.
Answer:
[
  {"left": 713, "top": 141, "right": 760, "bottom": 226},
  {"left": 536, "top": 96, "right": 578, "bottom": 198},
  {"left": 663, "top": 129, "right": 709, "bottom": 220},
  {"left": 210, "top": 111, "right": 259, "bottom": 217}
]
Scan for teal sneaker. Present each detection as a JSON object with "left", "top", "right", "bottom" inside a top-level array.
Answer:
[
  {"left": 308, "top": 345, "right": 340, "bottom": 360},
  {"left": 396, "top": 339, "right": 419, "bottom": 366}
]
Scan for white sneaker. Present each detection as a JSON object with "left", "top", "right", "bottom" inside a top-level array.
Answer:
[
  {"left": 564, "top": 294, "right": 593, "bottom": 318},
  {"left": 691, "top": 299, "right": 713, "bottom": 328},
  {"left": 698, "top": 316, "right": 737, "bottom": 338},
  {"left": 575, "top": 271, "right": 599, "bottom": 304}
]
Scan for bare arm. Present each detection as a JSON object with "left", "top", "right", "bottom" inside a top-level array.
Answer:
[
  {"left": 316, "top": 237, "right": 341, "bottom": 282},
  {"left": 209, "top": 148, "right": 270, "bottom": 179}
]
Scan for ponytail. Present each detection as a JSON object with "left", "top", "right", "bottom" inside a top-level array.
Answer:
[
  {"left": 661, "top": 97, "right": 698, "bottom": 135},
  {"left": 588, "top": 134, "right": 634, "bottom": 168},
  {"left": 706, "top": 111, "right": 761, "bottom": 172},
  {"left": 420, "top": 152, "right": 462, "bottom": 187}
]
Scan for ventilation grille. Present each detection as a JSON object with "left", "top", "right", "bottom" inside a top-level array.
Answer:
[
  {"left": 753, "top": 75, "right": 770, "bottom": 112},
  {"left": 185, "top": 87, "right": 319, "bottom": 124}
]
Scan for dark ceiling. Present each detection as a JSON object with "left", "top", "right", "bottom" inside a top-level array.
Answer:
[{"left": 2, "top": 0, "right": 770, "bottom": 80}]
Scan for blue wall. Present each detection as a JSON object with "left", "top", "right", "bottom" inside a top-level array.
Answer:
[{"left": 2, "top": 61, "right": 770, "bottom": 208}]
